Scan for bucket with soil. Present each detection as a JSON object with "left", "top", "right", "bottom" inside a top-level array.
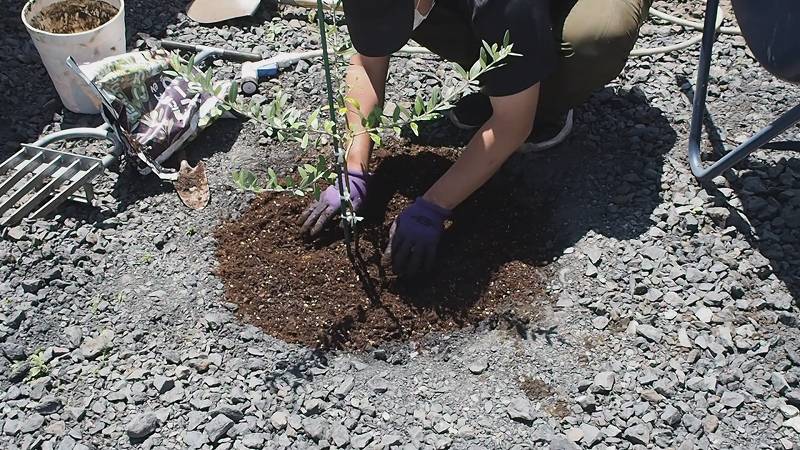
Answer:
[{"left": 22, "top": 0, "right": 126, "bottom": 114}]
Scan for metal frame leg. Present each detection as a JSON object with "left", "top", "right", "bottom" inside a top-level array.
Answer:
[{"left": 688, "top": 0, "right": 800, "bottom": 181}]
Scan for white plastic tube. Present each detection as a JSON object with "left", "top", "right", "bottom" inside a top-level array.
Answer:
[{"left": 22, "top": 0, "right": 127, "bottom": 114}]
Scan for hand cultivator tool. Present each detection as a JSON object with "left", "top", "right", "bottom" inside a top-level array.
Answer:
[
  {"left": 0, "top": 41, "right": 255, "bottom": 228},
  {"left": 0, "top": 126, "right": 121, "bottom": 227}
]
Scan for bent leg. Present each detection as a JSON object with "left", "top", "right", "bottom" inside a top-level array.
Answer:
[{"left": 538, "top": 0, "right": 652, "bottom": 120}]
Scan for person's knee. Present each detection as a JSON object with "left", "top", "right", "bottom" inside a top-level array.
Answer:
[{"left": 562, "top": 0, "right": 651, "bottom": 60}]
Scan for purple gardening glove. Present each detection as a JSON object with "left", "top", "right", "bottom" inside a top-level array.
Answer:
[
  {"left": 298, "top": 170, "right": 368, "bottom": 236},
  {"left": 385, "top": 197, "right": 452, "bottom": 276}
]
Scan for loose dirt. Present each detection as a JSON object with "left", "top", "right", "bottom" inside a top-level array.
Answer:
[
  {"left": 30, "top": 0, "right": 118, "bottom": 34},
  {"left": 215, "top": 145, "right": 556, "bottom": 349}
]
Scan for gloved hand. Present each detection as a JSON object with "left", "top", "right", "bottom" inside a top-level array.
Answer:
[
  {"left": 385, "top": 197, "right": 452, "bottom": 276},
  {"left": 298, "top": 170, "right": 368, "bottom": 236}
]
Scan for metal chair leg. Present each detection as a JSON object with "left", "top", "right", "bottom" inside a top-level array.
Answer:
[{"left": 688, "top": 0, "right": 800, "bottom": 181}]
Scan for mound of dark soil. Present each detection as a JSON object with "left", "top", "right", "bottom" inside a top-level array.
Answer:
[
  {"left": 30, "top": 0, "right": 118, "bottom": 34},
  {"left": 215, "top": 146, "right": 555, "bottom": 349}
]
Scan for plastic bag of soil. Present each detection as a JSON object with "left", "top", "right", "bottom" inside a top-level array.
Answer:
[
  {"left": 67, "top": 50, "right": 236, "bottom": 208},
  {"left": 70, "top": 50, "right": 234, "bottom": 178}
]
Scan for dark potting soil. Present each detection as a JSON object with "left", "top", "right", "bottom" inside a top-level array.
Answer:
[
  {"left": 215, "top": 145, "right": 555, "bottom": 349},
  {"left": 30, "top": 0, "right": 118, "bottom": 34}
]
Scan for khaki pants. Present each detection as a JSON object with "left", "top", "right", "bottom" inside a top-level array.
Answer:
[{"left": 411, "top": 0, "right": 653, "bottom": 121}]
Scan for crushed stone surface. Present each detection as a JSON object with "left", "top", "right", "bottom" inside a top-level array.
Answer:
[{"left": 2, "top": 0, "right": 800, "bottom": 448}]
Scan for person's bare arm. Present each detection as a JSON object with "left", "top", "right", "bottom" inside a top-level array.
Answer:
[
  {"left": 344, "top": 54, "right": 390, "bottom": 172},
  {"left": 422, "top": 83, "right": 541, "bottom": 209}
]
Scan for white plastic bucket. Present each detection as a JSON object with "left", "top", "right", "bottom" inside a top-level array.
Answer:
[{"left": 21, "top": 0, "right": 126, "bottom": 114}]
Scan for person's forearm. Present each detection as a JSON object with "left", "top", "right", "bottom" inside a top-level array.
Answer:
[
  {"left": 421, "top": 117, "right": 530, "bottom": 209},
  {"left": 344, "top": 54, "right": 389, "bottom": 172},
  {"left": 422, "top": 84, "right": 540, "bottom": 210}
]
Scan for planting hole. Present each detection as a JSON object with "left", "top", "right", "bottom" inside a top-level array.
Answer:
[{"left": 215, "top": 145, "right": 556, "bottom": 349}]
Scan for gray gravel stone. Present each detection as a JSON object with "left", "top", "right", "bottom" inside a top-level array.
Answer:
[
  {"left": 686, "top": 375, "right": 716, "bottom": 392},
  {"left": 580, "top": 424, "right": 601, "bottom": 447},
  {"left": 9, "top": 361, "right": 31, "bottom": 382},
  {"left": 773, "top": 372, "right": 790, "bottom": 393},
  {"left": 576, "top": 394, "right": 596, "bottom": 412},
  {"left": 766, "top": 292, "right": 792, "bottom": 310},
  {"left": 161, "top": 386, "right": 184, "bottom": 404},
  {"left": 661, "top": 404, "right": 682, "bottom": 426},
  {"left": 270, "top": 410, "right": 288, "bottom": 430},
  {"left": 6, "top": 226, "right": 25, "bottom": 241},
  {"left": 594, "top": 371, "right": 615, "bottom": 393},
  {"left": 210, "top": 404, "right": 243, "bottom": 422},
  {"left": 784, "top": 389, "right": 800, "bottom": 407},
  {"left": 368, "top": 376, "right": 390, "bottom": 393},
  {"left": 19, "top": 414, "right": 44, "bottom": 433},
  {"left": 721, "top": 390, "right": 745, "bottom": 408},
  {"left": 331, "top": 424, "right": 350, "bottom": 447},
  {"left": 507, "top": 397, "right": 535, "bottom": 423},
  {"left": 623, "top": 423, "right": 650, "bottom": 445},
  {"left": 565, "top": 428, "right": 583, "bottom": 442},
  {"left": 4, "top": 310, "right": 25, "bottom": 329},
  {"left": 333, "top": 376, "right": 355, "bottom": 399},
  {"left": 21, "top": 279, "right": 40, "bottom": 293},
  {"left": 56, "top": 436, "right": 76, "bottom": 450},
  {"left": 242, "top": 433, "right": 266, "bottom": 448},
  {"left": 35, "top": 396, "right": 62, "bottom": 415},
  {"left": 126, "top": 413, "right": 159, "bottom": 440},
  {"left": 205, "top": 414, "right": 234, "bottom": 443},
  {"left": 302, "top": 417, "right": 327, "bottom": 441},
  {"left": 695, "top": 306, "right": 713, "bottom": 323},
  {"left": 67, "top": 406, "right": 86, "bottom": 422},
  {"left": 468, "top": 358, "right": 488, "bottom": 375},
  {"left": 641, "top": 246, "right": 667, "bottom": 260},
  {"left": 184, "top": 430, "right": 208, "bottom": 448},
  {"left": 682, "top": 413, "right": 702, "bottom": 433},
  {"left": 351, "top": 431, "right": 374, "bottom": 449},
  {"left": 80, "top": 329, "right": 114, "bottom": 359},
  {"left": 153, "top": 375, "right": 174, "bottom": 394},
  {"left": 637, "top": 324, "right": 663, "bottom": 343},
  {"left": 64, "top": 326, "right": 82, "bottom": 349},
  {"left": 1, "top": 342, "right": 26, "bottom": 361},
  {"left": 703, "top": 414, "right": 719, "bottom": 434},
  {"left": 783, "top": 416, "right": 800, "bottom": 433},
  {"left": 592, "top": 316, "right": 609, "bottom": 330}
]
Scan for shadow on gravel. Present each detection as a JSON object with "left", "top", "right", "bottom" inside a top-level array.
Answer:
[
  {"left": 214, "top": 88, "right": 676, "bottom": 349},
  {"left": 678, "top": 76, "right": 800, "bottom": 302},
  {"left": 111, "top": 118, "right": 245, "bottom": 211},
  {"left": 50, "top": 117, "right": 244, "bottom": 225},
  {"left": 505, "top": 86, "right": 677, "bottom": 249},
  {"left": 402, "top": 86, "right": 677, "bottom": 251},
  {"left": 733, "top": 156, "right": 800, "bottom": 301}
]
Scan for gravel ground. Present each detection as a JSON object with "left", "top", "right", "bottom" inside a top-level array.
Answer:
[{"left": 3, "top": 0, "right": 800, "bottom": 449}]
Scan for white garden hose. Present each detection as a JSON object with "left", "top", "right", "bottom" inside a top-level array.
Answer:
[
  {"left": 630, "top": 7, "right": 740, "bottom": 56},
  {"left": 279, "top": 0, "right": 743, "bottom": 58}
]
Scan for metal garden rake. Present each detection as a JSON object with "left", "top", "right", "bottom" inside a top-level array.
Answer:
[{"left": 0, "top": 125, "right": 121, "bottom": 227}]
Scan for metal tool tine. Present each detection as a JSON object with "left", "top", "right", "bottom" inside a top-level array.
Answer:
[
  {"left": 3, "top": 160, "right": 82, "bottom": 226},
  {"left": 32, "top": 161, "right": 104, "bottom": 220},
  {"left": 0, "top": 156, "right": 64, "bottom": 219},
  {"left": 0, "top": 147, "right": 34, "bottom": 176},
  {"left": 0, "top": 152, "right": 45, "bottom": 196}
]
